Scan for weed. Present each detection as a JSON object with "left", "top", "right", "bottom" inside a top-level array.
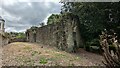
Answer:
[
  {"left": 74, "top": 57, "right": 80, "bottom": 60},
  {"left": 31, "top": 51, "right": 38, "bottom": 56},
  {"left": 39, "top": 57, "right": 48, "bottom": 64}
]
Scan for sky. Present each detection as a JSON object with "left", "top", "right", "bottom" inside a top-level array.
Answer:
[
  {"left": 0, "top": 0, "right": 61, "bottom": 32},
  {"left": 1, "top": 0, "right": 119, "bottom": 32}
]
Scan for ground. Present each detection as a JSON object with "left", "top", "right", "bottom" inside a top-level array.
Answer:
[
  {"left": 2, "top": 42, "right": 104, "bottom": 66},
  {"left": 0, "top": 47, "right": 3, "bottom": 67}
]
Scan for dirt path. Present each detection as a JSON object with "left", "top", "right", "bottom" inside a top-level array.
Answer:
[{"left": 2, "top": 42, "right": 104, "bottom": 66}]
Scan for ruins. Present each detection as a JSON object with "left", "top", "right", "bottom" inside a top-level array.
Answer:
[
  {"left": 0, "top": 16, "right": 9, "bottom": 46},
  {"left": 26, "top": 13, "right": 83, "bottom": 52}
]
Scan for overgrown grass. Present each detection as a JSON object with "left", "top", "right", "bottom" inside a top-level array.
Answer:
[
  {"left": 15, "top": 56, "right": 35, "bottom": 65},
  {"left": 55, "top": 53, "right": 66, "bottom": 57},
  {"left": 23, "top": 46, "right": 32, "bottom": 51},
  {"left": 31, "top": 51, "right": 38, "bottom": 56}
]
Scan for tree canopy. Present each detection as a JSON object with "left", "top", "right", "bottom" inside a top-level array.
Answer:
[
  {"left": 61, "top": 2, "right": 120, "bottom": 47},
  {"left": 47, "top": 14, "right": 61, "bottom": 25}
]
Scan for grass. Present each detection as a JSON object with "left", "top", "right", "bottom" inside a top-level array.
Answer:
[
  {"left": 74, "top": 57, "right": 80, "bottom": 60},
  {"left": 39, "top": 57, "right": 48, "bottom": 64},
  {"left": 55, "top": 53, "right": 66, "bottom": 57},
  {"left": 14, "top": 45, "right": 81, "bottom": 66},
  {"left": 69, "top": 63, "right": 75, "bottom": 66},
  {"left": 15, "top": 56, "right": 34, "bottom": 65},
  {"left": 3, "top": 42, "right": 103, "bottom": 66},
  {"left": 16, "top": 56, "right": 30, "bottom": 62},
  {"left": 23, "top": 46, "right": 32, "bottom": 50},
  {"left": 31, "top": 51, "right": 40, "bottom": 56}
]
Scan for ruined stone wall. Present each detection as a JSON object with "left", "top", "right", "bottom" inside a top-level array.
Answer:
[
  {"left": 0, "top": 34, "right": 9, "bottom": 46},
  {"left": 26, "top": 14, "right": 83, "bottom": 52},
  {"left": 26, "top": 28, "right": 37, "bottom": 42},
  {"left": 36, "top": 22, "right": 68, "bottom": 51},
  {"left": 0, "top": 35, "right": 2, "bottom": 46}
]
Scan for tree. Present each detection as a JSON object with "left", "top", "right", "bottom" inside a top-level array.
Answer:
[
  {"left": 61, "top": 2, "right": 120, "bottom": 49},
  {"left": 16, "top": 32, "right": 26, "bottom": 39},
  {"left": 39, "top": 22, "right": 45, "bottom": 27},
  {"left": 47, "top": 14, "right": 61, "bottom": 25}
]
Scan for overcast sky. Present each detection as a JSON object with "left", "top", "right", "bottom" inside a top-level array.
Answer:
[{"left": 0, "top": 0, "right": 61, "bottom": 32}]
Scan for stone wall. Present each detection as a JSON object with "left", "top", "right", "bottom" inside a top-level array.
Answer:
[
  {"left": 0, "top": 35, "right": 3, "bottom": 46},
  {"left": 26, "top": 14, "right": 83, "bottom": 52},
  {"left": 0, "top": 34, "right": 9, "bottom": 47}
]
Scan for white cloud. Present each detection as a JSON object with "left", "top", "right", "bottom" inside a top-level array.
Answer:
[
  {"left": 0, "top": 0, "right": 61, "bottom": 32},
  {"left": 43, "top": 14, "right": 52, "bottom": 25},
  {"left": 18, "top": 0, "right": 61, "bottom": 3},
  {"left": 2, "top": 0, "right": 19, "bottom": 5}
]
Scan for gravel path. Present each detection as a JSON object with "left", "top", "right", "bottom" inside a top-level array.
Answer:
[{"left": 2, "top": 42, "right": 104, "bottom": 66}]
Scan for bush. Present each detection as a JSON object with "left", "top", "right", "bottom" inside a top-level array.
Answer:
[{"left": 85, "top": 39, "right": 100, "bottom": 51}]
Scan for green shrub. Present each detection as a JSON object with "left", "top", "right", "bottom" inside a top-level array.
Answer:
[
  {"left": 85, "top": 39, "right": 101, "bottom": 52},
  {"left": 84, "top": 44, "right": 90, "bottom": 51}
]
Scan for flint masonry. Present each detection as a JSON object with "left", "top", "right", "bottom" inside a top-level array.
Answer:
[{"left": 26, "top": 13, "right": 83, "bottom": 52}]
